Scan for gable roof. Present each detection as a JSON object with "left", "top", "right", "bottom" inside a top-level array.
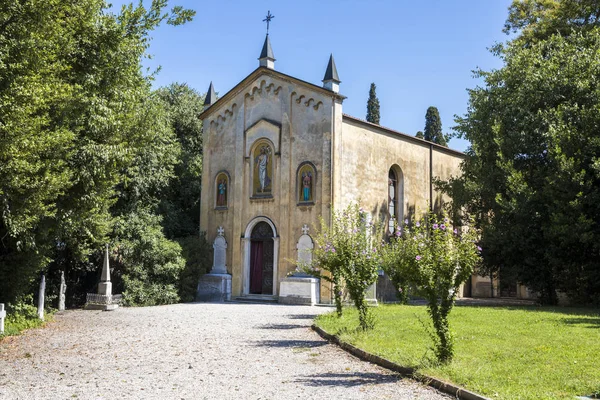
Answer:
[{"left": 199, "top": 67, "right": 346, "bottom": 120}]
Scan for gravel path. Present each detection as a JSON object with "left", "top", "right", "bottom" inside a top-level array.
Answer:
[{"left": 0, "top": 303, "right": 448, "bottom": 399}]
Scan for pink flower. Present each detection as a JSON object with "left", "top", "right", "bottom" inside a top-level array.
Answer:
[
  {"left": 416, "top": 255, "right": 422, "bottom": 261},
  {"left": 440, "top": 224, "right": 446, "bottom": 230},
  {"left": 453, "top": 229, "right": 458, "bottom": 234},
  {"left": 477, "top": 246, "right": 482, "bottom": 252},
  {"left": 433, "top": 223, "right": 439, "bottom": 229},
  {"left": 416, "top": 221, "right": 421, "bottom": 227}
]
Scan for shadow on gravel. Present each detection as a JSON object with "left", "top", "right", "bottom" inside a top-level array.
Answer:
[
  {"left": 286, "top": 314, "right": 317, "bottom": 320},
  {"left": 258, "top": 324, "right": 307, "bottom": 330},
  {"left": 296, "top": 372, "right": 400, "bottom": 387},
  {"left": 254, "top": 339, "right": 327, "bottom": 348}
]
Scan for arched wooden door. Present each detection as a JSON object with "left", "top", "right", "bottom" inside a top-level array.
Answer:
[{"left": 249, "top": 222, "right": 274, "bottom": 294}]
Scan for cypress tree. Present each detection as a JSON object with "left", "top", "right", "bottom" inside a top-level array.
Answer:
[
  {"left": 424, "top": 106, "right": 447, "bottom": 146},
  {"left": 366, "top": 83, "right": 380, "bottom": 124}
]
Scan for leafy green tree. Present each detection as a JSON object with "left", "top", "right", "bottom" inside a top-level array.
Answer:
[
  {"left": 416, "top": 131, "right": 424, "bottom": 139},
  {"left": 424, "top": 106, "right": 448, "bottom": 146},
  {"left": 0, "top": 0, "right": 194, "bottom": 306},
  {"left": 504, "top": 0, "right": 600, "bottom": 46},
  {"left": 0, "top": 0, "right": 79, "bottom": 306},
  {"left": 155, "top": 83, "right": 211, "bottom": 302},
  {"left": 441, "top": 4, "right": 600, "bottom": 304},
  {"left": 156, "top": 83, "right": 204, "bottom": 238},
  {"left": 381, "top": 212, "right": 480, "bottom": 363},
  {"left": 366, "top": 83, "right": 381, "bottom": 125}
]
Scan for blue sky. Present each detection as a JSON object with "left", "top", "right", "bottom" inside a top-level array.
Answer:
[{"left": 112, "top": 1, "right": 513, "bottom": 152}]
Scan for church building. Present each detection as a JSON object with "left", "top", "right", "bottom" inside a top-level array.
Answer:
[{"left": 197, "top": 32, "right": 479, "bottom": 303}]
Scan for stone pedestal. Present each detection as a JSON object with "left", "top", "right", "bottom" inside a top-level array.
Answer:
[
  {"left": 196, "top": 273, "right": 232, "bottom": 302},
  {"left": 98, "top": 281, "right": 112, "bottom": 296},
  {"left": 279, "top": 276, "right": 320, "bottom": 305}
]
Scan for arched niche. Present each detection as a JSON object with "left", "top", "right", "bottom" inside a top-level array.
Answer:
[
  {"left": 214, "top": 171, "right": 230, "bottom": 209},
  {"left": 387, "top": 165, "right": 405, "bottom": 234},
  {"left": 250, "top": 140, "right": 275, "bottom": 198},
  {"left": 296, "top": 161, "right": 317, "bottom": 205}
]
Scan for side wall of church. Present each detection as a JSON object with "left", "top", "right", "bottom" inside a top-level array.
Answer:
[
  {"left": 335, "top": 117, "right": 464, "bottom": 223},
  {"left": 200, "top": 73, "right": 337, "bottom": 297}
]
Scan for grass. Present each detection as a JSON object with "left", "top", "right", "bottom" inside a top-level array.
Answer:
[
  {"left": 0, "top": 298, "right": 51, "bottom": 340},
  {"left": 315, "top": 304, "right": 600, "bottom": 400},
  {"left": 1, "top": 314, "right": 48, "bottom": 338}
]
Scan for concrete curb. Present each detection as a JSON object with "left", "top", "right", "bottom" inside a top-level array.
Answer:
[{"left": 311, "top": 324, "right": 490, "bottom": 400}]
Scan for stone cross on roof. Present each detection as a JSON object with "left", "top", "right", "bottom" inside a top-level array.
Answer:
[
  {"left": 217, "top": 226, "right": 225, "bottom": 236},
  {"left": 302, "top": 224, "right": 310, "bottom": 235}
]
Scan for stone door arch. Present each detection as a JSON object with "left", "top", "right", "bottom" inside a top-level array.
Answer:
[{"left": 242, "top": 217, "right": 279, "bottom": 295}]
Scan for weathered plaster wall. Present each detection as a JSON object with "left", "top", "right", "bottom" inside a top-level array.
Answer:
[{"left": 335, "top": 117, "right": 465, "bottom": 222}]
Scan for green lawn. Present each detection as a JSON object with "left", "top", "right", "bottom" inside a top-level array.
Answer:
[{"left": 315, "top": 304, "right": 600, "bottom": 400}]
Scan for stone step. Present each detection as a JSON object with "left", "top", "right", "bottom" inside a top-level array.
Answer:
[{"left": 232, "top": 295, "right": 279, "bottom": 304}]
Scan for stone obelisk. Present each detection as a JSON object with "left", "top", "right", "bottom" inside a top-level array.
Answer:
[{"left": 98, "top": 244, "right": 112, "bottom": 296}]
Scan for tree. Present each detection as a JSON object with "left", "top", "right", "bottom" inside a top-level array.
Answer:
[
  {"left": 424, "top": 106, "right": 448, "bottom": 146},
  {"left": 504, "top": 0, "right": 600, "bottom": 46},
  {"left": 366, "top": 83, "right": 381, "bottom": 125},
  {"left": 0, "top": 0, "right": 194, "bottom": 307},
  {"left": 381, "top": 212, "right": 480, "bottom": 363},
  {"left": 416, "top": 131, "right": 424, "bottom": 139},
  {"left": 441, "top": 5, "right": 600, "bottom": 304},
  {"left": 156, "top": 83, "right": 204, "bottom": 238},
  {"left": 155, "top": 83, "right": 211, "bottom": 302}
]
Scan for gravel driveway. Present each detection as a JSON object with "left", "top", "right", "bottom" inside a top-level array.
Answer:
[{"left": 0, "top": 302, "right": 448, "bottom": 399}]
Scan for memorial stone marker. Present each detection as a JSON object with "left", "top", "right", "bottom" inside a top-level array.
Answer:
[
  {"left": 37, "top": 273, "right": 45, "bottom": 321},
  {"left": 0, "top": 303, "right": 5, "bottom": 334},
  {"left": 58, "top": 270, "right": 66, "bottom": 311}
]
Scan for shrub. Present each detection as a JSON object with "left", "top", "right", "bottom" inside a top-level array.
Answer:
[
  {"left": 113, "top": 210, "right": 185, "bottom": 306},
  {"left": 381, "top": 211, "right": 480, "bottom": 363},
  {"left": 302, "top": 203, "right": 381, "bottom": 330},
  {"left": 177, "top": 232, "right": 211, "bottom": 302}
]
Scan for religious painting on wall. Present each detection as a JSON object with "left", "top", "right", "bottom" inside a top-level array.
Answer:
[
  {"left": 215, "top": 172, "right": 229, "bottom": 208},
  {"left": 252, "top": 143, "right": 273, "bottom": 197},
  {"left": 297, "top": 162, "right": 316, "bottom": 204}
]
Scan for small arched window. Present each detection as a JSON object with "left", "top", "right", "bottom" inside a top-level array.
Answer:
[{"left": 388, "top": 169, "right": 397, "bottom": 234}]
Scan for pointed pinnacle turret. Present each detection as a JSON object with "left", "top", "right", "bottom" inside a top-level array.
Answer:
[
  {"left": 258, "top": 34, "right": 275, "bottom": 69},
  {"left": 322, "top": 54, "right": 340, "bottom": 93},
  {"left": 204, "top": 81, "right": 216, "bottom": 107}
]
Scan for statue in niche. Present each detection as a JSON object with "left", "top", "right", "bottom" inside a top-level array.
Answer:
[
  {"left": 254, "top": 145, "right": 272, "bottom": 194},
  {"left": 302, "top": 171, "right": 312, "bottom": 201},
  {"left": 216, "top": 177, "right": 227, "bottom": 207},
  {"left": 298, "top": 164, "right": 315, "bottom": 203}
]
